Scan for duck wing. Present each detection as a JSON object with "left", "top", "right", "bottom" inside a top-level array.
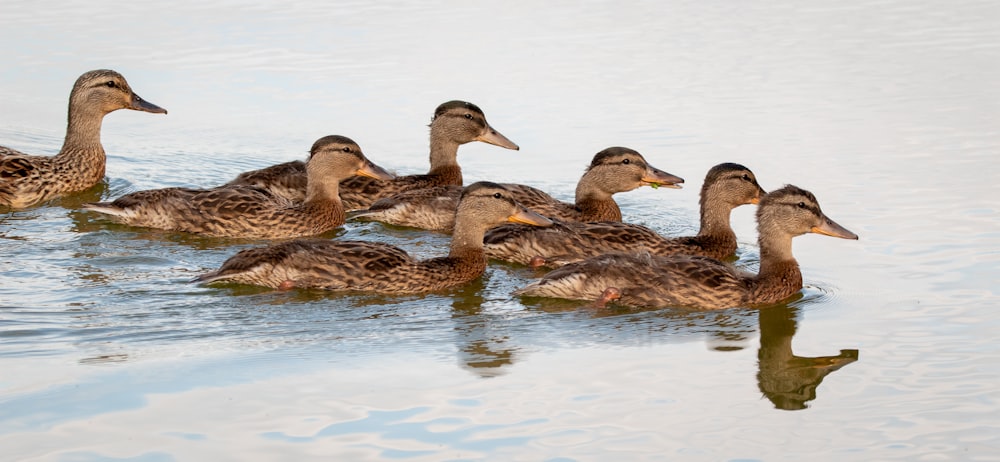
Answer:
[
  {"left": 502, "top": 183, "right": 577, "bottom": 220},
  {"left": 225, "top": 160, "right": 308, "bottom": 202},
  {"left": 194, "top": 239, "right": 416, "bottom": 290},
  {"left": 352, "top": 185, "right": 462, "bottom": 232},
  {"left": 515, "top": 252, "right": 749, "bottom": 309},
  {"left": 339, "top": 172, "right": 449, "bottom": 211},
  {"left": 83, "top": 185, "right": 290, "bottom": 235},
  {"left": 0, "top": 153, "right": 42, "bottom": 180}
]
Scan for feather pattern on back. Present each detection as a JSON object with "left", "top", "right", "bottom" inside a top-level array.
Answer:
[
  {"left": 82, "top": 135, "right": 392, "bottom": 239},
  {"left": 223, "top": 101, "right": 518, "bottom": 209},
  {"left": 514, "top": 185, "right": 858, "bottom": 309},
  {"left": 194, "top": 182, "right": 554, "bottom": 293},
  {"left": 484, "top": 163, "right": 766, "bottom": 266},
  {"left": 353, "top": 146, "right": 684, "bottom": 232}
]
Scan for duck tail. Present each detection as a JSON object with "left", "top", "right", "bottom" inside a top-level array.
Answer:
[
  {"left": 346, "top": 208, "right": 379, "bottom": 221},
  {"left": 80, "top": 202, "right": 129, "bottom": 218},
  {"left": 190, "top": 270, "right": 224, "bottom": 284}
]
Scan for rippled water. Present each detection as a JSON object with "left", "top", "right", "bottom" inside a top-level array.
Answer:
[{"left": 2, "top": 0, "right": 999, "bottom": 460}]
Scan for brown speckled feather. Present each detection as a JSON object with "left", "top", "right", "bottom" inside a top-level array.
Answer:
[
  {"left": 224, "top": 100, "right": 519, "bottom": 209},
  {"left": 484, "top": 163, "right": 766, "bottom": 266},
  {"left": 353, "top": 184, "right": 464, "bottom": 231},
  {"left": 85, "top": 185, "right": 328, "bottom": 238},
  {"left": 516, "top": 252, "right": 753, "bottom": 309},
  {"left": 339, "top": 166, "right": 462, "bottom": 211},
  {"left": 0, "top": 70, "right": 166, "bottom": 209},
  {"left": 353, "top": 146, "right": 684, "bottom": 232},
  {"left": 194, "top": 182, "right": 554, "bottom": 293},
  {"left": 224, "top": 160, "right": 307, "bottom": 203},
  {"left": 83, "top": 135, "right": 392, "bottom": 239},
  {"left": 514, "top": 185, "right": 859, "bottom": 310}
]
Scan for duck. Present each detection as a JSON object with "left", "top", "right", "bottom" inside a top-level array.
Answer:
[
  {"left": 0, "top": 69, "right": 167, "bottom": 209},
  {"left": 513, "top": 185, "right": 858, "bottom": 310},
  {"left": 81, "top": 135, "right": 393, "bottom": 239},
  {"left": 223, "top": 100, "right": 518, "bottom": 210},
  {"left": 193, "top": 182, "right": 554, "bottom": 293},
  {"left": 352, "top": 146, "right": 684, "bottom": 232},
  {"left": 484, "top": 163, "right": 765, "bottom": 267}
]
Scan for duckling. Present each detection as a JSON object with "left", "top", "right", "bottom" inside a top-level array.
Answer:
[
  {"left": 484, "top": 163, "right": 765, "bottom": 267},
  {"left": 514, "top": 185, "right": 858, "bottom": 310},
  {"left": 193, "top": 182, "right": 554, "bottom": 293},
  {"left": 82, "top": 135, "right": 392, "bottom": 239},
  {"left": 224, "top": 100, "right": 518, "bottom": 209},
  {"left": 353, "top": 146, "right": 684, "bottom": 232},
  {"left": 0, "top": 69, "right": 167, "bottom": 209}
]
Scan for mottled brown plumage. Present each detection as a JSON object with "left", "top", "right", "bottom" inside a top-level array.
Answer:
[
  {"left": 82, "top": 135, "right": 392, "bottom": 239},
  {"left": 514, "top": 185, "right": 858, "bottom": 310},
  {"left": 0, "top": 70, "right": 167, "bottom": 209},
  {"left": 224, "top": 100, "right": 518, "bottom": 209},
  {"left": 353, "top": 146, "right": 684, "bottom": 232},
  {"left": 484, "top": 163, "right": 765, "bottom": 267},
  {"left": 193, "top": 182, "right": 554, "bottom": 293}
]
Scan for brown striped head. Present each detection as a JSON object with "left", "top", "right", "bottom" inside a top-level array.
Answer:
[
  {"left": 70, "top": 69, "right": 167, "bottom": 115},
  {"left": 430, "top": 100, "right": 518, "bottom": 149},
  {"left": 458, "top": 181, "right": 553, "bottom": 230},
  {"left": 307, "top": 135, "right": 394, "bottom": 182},
  {"left": 578, "top": 147, "right": 684, "bottom": 197},
  {"left": 701, "top": 162, "right": 767, "bottom": 208},
  {"left": 757, "top": 185, "right": 858, "bottom": 240}
]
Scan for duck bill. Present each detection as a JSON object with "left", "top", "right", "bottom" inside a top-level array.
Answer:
[
  {"left": 475, "top": 125, "right": 520, "bottom": 150},
  {"left": 641, "top": 167, "right": 684, "bottom": 189},
  {"left": 811, "top": 216, "right": 859, "bottom": 240},
  {"left": 749, "top": 186, "right": 767, "bottom": 204},
  {"left": 130, "top": 93, "right": 167, "bottom": 114},
  {"left": 356, "top": 160, "right": 396, "bottom": 181},
  {"left": 507, "top": 206, "right": 554, "bottom": 227}
]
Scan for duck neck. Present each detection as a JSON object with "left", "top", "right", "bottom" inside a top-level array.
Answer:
[
  {"left": 427, "top": 131, "right": 463, "bottom": 184},
  {"left": 426, "top": 164, "right": 463, "bottom": 185},
  {"left": 696, "top": 197, "right": 737, "bottom": 250},
  {"left": 574, "top": 197, "right": 622, "bottom": 221},
  {"left": 448, "top": 215, "right": 488, "bottom": 265},
  {"left": 574, "top": 181, "right": 621, "bottom": 221},
  {"left": 303, "top": 171, "right": 346, "bottom": 221},
  {"left": 56, "top": 100, "right": 107, "bottom": 179},
  {"left": 750, "top": 225, "right": 803, "bottom": 303}
]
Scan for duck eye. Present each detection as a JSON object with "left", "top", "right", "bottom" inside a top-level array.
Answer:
[
  {"left": 464, "top": 113, "right": 473, "bottom": 120},
  {"left": 105, "top": 81, "right": 116, "bottom": 88},
  {"left": 622, "top": 158, "right": 630, "bottom": 165},
  {"left": 742, "top": 174, "right": 751, "bottom": 181},
  {"left": 493, "top": 192, "right": 502, "bottom": 199},
  {"left": 342, "top": 146, "right": 352, "bottom": 153},
  {"left": 797, "top": 201, "right": 807, "bottom": 208}
]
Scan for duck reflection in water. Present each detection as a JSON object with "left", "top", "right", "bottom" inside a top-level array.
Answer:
[
  {"left": 757, "top": 304, "right": 858, "bottom": 410},
  {"left": 449, "top": 277, "right": 517, "bottom": 378}
]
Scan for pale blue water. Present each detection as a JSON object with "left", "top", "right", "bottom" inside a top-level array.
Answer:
[{"left": 1, "top": 0, "right": 999, "bottom": 460}]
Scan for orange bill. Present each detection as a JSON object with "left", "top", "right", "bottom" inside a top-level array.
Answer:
[
  {"left": 356, "top": 160, "right": 395, "bottom": 181},
  {"left": 507, "top": 205, "right": 554, "bottom": 227}
]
